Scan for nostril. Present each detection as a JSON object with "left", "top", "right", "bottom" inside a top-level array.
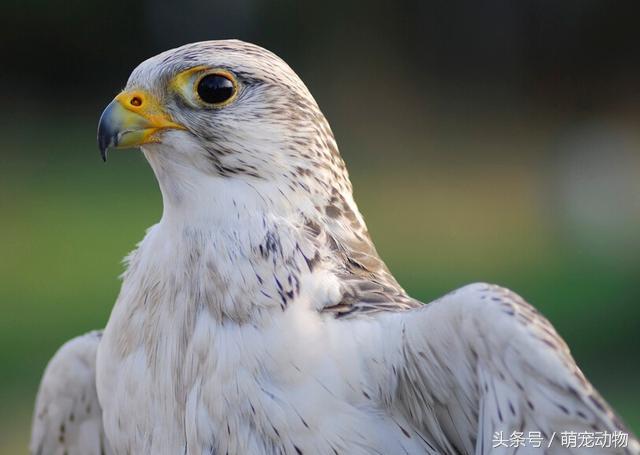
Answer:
[{"left": 130, "top": 96, "right": 143, "bottom": 107}]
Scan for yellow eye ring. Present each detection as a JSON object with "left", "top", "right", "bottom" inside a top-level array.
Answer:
[
  {"left": 193, "top": 70, "right": 238, "bottom": 107},
  {"left": 170, "top": 67, "right": 239, "bottom": 108}
]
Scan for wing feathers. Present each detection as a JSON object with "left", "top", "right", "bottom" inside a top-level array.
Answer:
[
  {"left": 30, "top": 331, "right": 112, "bottom": 455},
  {"left": 381, "top": 283, "right": 639, "bottom": 455}
]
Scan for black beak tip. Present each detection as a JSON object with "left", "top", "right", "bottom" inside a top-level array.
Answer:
[
  {"left": 97, "top": 101, "right": 118, "bottom": 162},
  {"left": 98, "top": 137, "right": 110, "bottom": 162},
  {"left": 97, "top": 118, "right": 115, "bottom": 162}
]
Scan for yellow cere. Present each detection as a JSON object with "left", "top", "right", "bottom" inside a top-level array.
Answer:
[
  {"left": 114, "top": 90, "right": 183, "bottom": 132},
  {"left": 99, "top": 90, "right": 186, "bottom": 150}
]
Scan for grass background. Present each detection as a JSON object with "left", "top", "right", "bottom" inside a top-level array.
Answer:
[
  {"left": 1, "top": 111, "right": 638, "bottom": 453},
  {"left": 2, "top": 1, "right": 640, "bottom": 452}
]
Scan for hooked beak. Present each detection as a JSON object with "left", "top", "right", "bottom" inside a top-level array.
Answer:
[{"left": 97, "top": 90, "right": 185, "bottom": 161}]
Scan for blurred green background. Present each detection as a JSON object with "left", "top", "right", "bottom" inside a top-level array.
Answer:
[{"left": 1, "top": 0, "right": 639, "bottom": 453}]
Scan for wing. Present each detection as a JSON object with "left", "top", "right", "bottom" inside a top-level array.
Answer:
[
  {"left": 30, "top": 331, "right": 113, "bottom": 455},
  {"left": 376, "top": 283, "right": 639, "bottom": 455}
]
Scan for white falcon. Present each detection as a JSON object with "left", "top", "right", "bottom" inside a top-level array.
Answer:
[{"left": 31, "top": 40, "right": 638, "bottom": 455}]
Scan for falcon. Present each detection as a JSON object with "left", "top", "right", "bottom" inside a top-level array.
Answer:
[{"left": 31, "top": 40, "right": 638, "bottom": 455}]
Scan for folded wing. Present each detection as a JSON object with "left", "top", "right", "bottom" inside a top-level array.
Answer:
[
  {"left": 30, "top": 331, "right": 112, "bottom": 455},
  {"left": 379, "top": 283, "right": 639, "bottom": 454}
]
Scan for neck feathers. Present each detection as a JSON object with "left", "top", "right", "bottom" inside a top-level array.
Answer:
[{"left": 123, "top": 128, "right": 407, "bottom": 326}]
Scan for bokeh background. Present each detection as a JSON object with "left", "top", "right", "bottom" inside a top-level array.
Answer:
[{"left": 1, "top": 0, "right": 639, "bottom": 452}]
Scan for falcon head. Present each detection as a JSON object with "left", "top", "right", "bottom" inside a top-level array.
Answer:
[{"left": 97, "top": 40, "right": 350, "bottom": 212}]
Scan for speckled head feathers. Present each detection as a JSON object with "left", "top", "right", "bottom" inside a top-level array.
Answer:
[
  {"left": 118, "top": 40, "right": 413, "bottom": 318},
  {"left": 124, "top": 40, "right": 350, "bottom": 194}
]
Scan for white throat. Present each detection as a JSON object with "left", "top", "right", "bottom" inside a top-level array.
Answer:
[
  {"left": 143, "top": 142, "right": 324, "bottom": 228},
  {"left": 115, "top": 145, "right": 332, "bottom": 328}
]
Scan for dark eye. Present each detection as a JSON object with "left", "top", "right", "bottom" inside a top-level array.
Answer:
[{"left": 196, "top": 74, "right": 236, "bottom": 105}]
